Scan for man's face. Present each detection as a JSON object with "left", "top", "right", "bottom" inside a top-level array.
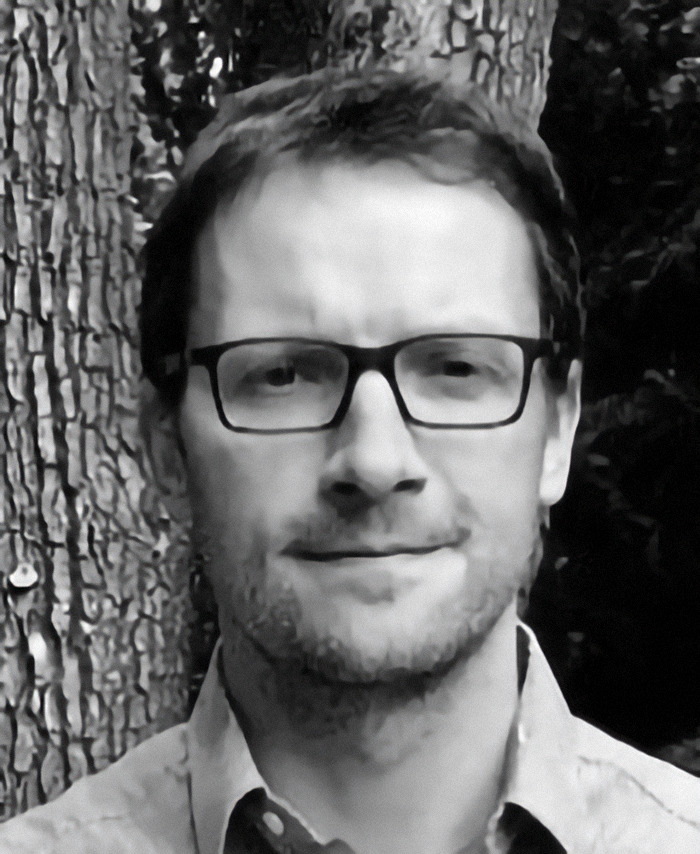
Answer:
[{"left": 178, "top": 158, "right": 578, "bottom": 684}]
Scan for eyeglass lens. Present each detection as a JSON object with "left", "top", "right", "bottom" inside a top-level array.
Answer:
[
  {"left": 217, "top": 342, "right": 349, "bottom": 430},
  {"left": 215, "top": 337, "right": 527, "bottom": 430}
]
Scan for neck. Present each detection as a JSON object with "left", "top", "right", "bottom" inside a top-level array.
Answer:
[{"left": 221, "top": 602, "right": 521, "bottom": 854}]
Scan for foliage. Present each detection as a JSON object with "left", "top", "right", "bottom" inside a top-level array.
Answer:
[
  {"left": 531, "top": 0, "right": 700, "bottom": 769},
  {"left": 129, "top": 0, "right": 329, "bottom": 221},
  {"left": 530, "top": 375, "right": 700, "bottom": 755},
  {"left": 541, "top": 0, "right": 700, "bottom": 396}
]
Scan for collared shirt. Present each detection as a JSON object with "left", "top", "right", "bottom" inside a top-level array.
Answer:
[{"left": 1, "top": 624, "right": 699, "bottom": 854}]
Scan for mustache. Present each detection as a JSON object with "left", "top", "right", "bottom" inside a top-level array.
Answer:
[
  {"left": 278, "top": 505, "right": 472, "bottom": 556},
  {"left": 190, "top": 493, "right": 477, "bottom": 564}
]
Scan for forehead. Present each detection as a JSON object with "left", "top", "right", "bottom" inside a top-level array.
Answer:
[{"left": 188, "top": 158, "right": 541, "bottom": 346}]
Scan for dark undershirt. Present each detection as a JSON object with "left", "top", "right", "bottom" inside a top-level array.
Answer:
[{"left": 224, "top": 787, "right": 565, "bottom": 854}]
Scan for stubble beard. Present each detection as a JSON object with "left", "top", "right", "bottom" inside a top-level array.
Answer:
[{"left": 204, "top": 519, "right": 543, "bottom": 737}]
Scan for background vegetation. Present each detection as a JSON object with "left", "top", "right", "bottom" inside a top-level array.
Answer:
[{"left": 534, "top": 0, "right": 700, "bottom": 765}]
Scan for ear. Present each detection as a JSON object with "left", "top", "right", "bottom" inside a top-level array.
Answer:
[
  {"left": 139, "top": 380, "right": 191, "bottom": 524},
  {"left": 539, "top": 359, "right": 582, "bottom": 508}
]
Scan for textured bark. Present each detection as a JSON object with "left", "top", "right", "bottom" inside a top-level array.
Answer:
[
  {"left": 0, "top": 0, "right": 558, "bottom": 821},
  {"left": 0, "top": 0, "right": 191, "bottom": 818},
  {"left": 326, "top": 0, "right": 558, "bottom": 127}
]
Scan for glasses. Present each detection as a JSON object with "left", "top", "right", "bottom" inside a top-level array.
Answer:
[{"left": 162, "top": 334, "right": 561, "bottom": 434}]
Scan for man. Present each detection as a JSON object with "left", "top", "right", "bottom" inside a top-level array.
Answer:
[{"left": 2, "top": 68, "right": 699, "bottom": 854}]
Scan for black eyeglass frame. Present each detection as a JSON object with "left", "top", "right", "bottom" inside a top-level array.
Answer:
[{"left": 162, "top": 334, "right": 563, "bottom": 434}]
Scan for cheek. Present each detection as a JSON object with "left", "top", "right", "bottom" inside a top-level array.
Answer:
[
  {"left": 180, "top": 396, "right": 325, "bottom": 544},
  {"left": 416, "top": 427, "right": 546, "bottom": 594},
  {"left": 417, "top": 411, "right": 548, "bottom": 526},
  {"left": 182, "top": 433, "right": 326, "bottom": 617}
]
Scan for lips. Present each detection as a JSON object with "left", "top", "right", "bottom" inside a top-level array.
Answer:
[{"left": 280, "top": 536, "right": 468, "bottom": 562}]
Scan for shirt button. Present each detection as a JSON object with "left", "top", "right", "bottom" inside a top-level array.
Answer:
[
  {"left": 262, "top": 811, "right": 285, "bottom": 836},
  {"left": 324, "top": 840, "right": 356, "bottom": 853}
]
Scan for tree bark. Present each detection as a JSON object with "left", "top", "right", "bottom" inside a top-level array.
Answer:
[
  {"left": 0, "top": 0, "right": 190, "bottom": 818},
  {"left": 326, "top": 0, "right": 558, "bottom": 127}
]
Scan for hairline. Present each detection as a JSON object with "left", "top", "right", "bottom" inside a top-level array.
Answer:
[
  {"left": 141, "top": 76, "right": 583, "bottom": 402},
  {"left": 189, "top": 147, "right": 557, "bottom": 341}
]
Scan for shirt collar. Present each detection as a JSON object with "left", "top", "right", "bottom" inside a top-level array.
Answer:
[
  {"left": 499, "top": 623, "right": 588, "bottom": 852},
  {"left": 188, "top": 626, "right": 584, "bottom": 854},
  {"left": 188, "top": 640, "right": 267, "bottom": 854}
]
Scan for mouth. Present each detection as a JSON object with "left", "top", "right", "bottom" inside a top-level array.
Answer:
[{"left": 281, "top": 541, "right": 465, "bottom": 562}]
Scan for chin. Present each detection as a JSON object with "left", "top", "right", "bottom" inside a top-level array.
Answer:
[
  {"left": 233, "top": 574, "right": 520, "bottom": 686},
  {"left": 218, "top": 519, "right": 542, "bottom": 687}
]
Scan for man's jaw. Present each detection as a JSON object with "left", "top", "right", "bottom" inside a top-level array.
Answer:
[{"left": 228, "top": 602, "right": 489, "bottom": 694}]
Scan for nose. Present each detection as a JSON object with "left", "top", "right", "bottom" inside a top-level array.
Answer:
[{"left": 320, "top": 370, "right": 428, "bottom": 512}]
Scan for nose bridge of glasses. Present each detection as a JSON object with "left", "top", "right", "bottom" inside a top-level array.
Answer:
[
  {"left": 340, "top": 342, "right": 404, "bottom": 410},
  {"left": 343, "top": 341, "right": 398, "bottom": 377}
]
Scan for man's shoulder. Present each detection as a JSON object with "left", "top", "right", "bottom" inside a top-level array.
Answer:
[
  {"left": 571, "top": 715, "right": 700, "bottom": 850},
  {"left": 0, "top": 723, "right": 195, "bottom": 854}
]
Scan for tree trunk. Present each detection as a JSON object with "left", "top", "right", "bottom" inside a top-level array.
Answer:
[
  {"left": 0, "top": 0, "right": 191, "bottom": 819},
  {"left": 326, "top": 0, "right": 558, "bottom": 127}
]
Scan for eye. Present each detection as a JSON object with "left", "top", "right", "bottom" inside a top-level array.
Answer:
[
  {"left": 442, "top": 360, "right": 476, "bottom": 378},
  {"left": 234, "top": 359, "right": 300, "bottom": 396},
  {"left": 264, "top": 363, "right": 296, "bottom": 387}
]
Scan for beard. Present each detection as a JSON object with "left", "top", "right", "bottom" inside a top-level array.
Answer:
[{"left": 198, "top": 507, "right": 543, "bottom": 689}]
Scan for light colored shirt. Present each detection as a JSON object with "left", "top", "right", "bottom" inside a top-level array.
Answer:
[{"left": 1, "top": 624, "right": 699, "bottom": 854}]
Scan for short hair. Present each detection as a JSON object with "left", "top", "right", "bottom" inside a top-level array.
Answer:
[{"left": 141, "top": 68, "right": 584, "bottom": 406}]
